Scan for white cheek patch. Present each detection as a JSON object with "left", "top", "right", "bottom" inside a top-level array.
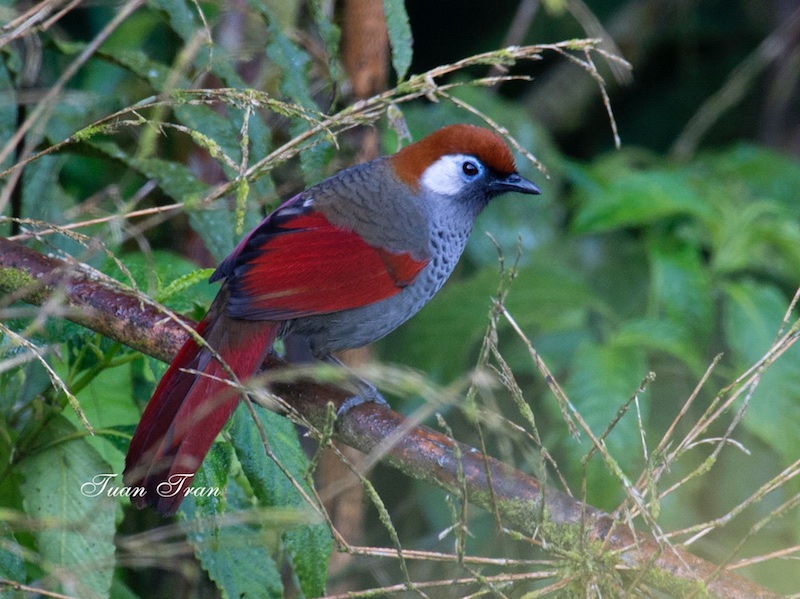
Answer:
[{"left": 419, "top": 154, "right": 469, "bottom": 196}]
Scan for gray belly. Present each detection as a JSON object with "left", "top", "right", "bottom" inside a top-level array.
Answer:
[{"left": 286, "top": 267, "right": 442, "bottom": 356}]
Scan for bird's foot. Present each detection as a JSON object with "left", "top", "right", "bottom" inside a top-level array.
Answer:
[
  {"left": 337, "top": 382, "right": 389, "bottom": 416},
  {"left": 322, "top": 355, "right": 390, "bottom": 416}
]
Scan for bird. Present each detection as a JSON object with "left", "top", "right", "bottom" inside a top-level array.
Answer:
[{"left": 123, "top": 124, "right": 541, "bottom": 515}]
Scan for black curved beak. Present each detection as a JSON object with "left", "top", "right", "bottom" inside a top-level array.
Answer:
[{"left": 491, "top": 172, "right": 541, "bottom": 196}]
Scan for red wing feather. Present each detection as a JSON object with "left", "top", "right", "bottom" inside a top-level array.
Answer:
[{"left": 223, "top": 208, "right": 428, "bottom": 320}]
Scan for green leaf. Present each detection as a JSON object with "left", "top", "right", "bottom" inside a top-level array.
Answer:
[
  {"left": 240, "top": 107, "right": 276, "bottom": 202},
  {"left": 613, "top": 317, "right": 703, "bottom": 375},
  {"left": 566, "top": 340, "right": 649, "bottom": 454},
  {"left": 148, "top": 0, "right": 201, "bottom": 45},
  {"left": 19, "top": 415, "right": 116, "bottom": 599},
  {"left": 91, "top": 140, "right": 266, "bottom": 261},
  {"left": 230, "top": 406, "right": 331, "bottom": 597},
  {"left": 188, "top": 202, "right": 264, "bottom": 263},
  {"left": 265, "top": 21, "right": 315, "bottom": 110},
  {"left": 69, "top": 363, "right": 142, "bottom": 467},
  {"left": 722, "top": 281, "right": 800, "bottom": 464},
  {"left": 89, "top": 140, "right": 208, "bottom": 202},
  {"left": 186, "top": 507, "right": 284, "bottom": 599},
  {"left": 572, "top": 160, "right": 712, "bottom": 233},
  {"left": 182, "top": 444, "right": 284, "bottom": 599},
  {"left": 723, "top": 281, "right": 785, "bottom": 363},
  {"left": 21, "top": 156, "right": 82, "bottom": 256},
  {"left": 1, "top": 347, "right": 52, "bottom": 411},
  {"left": 563, "top": 339, "right": 649, "bottom": 506},
  {"left": 0, "top": 59, "right": 17, "bottom": 173},
  {"left": 104, "top": 250, "right": 217, "bottom": 312},
  {"left": 100, "top": 47, "right": 181, "bottom": 91},
  {"left": 697, "top": 144, "right": 800, "bottom": 212},
  {"left": 36, "top": 46, "right": 116, "bottom": 142},
  {"left": 710, "top": 196, "right": 800, "bottom": 281},
  {"left": 648, "top": 238, "right": 714, "bottom": 347},
  {"left": 261, "top": 12, "right": 334, "bottom": 185},
  {"left": 0, "top": 523, "right": 25, "bottom": 599},
  {"left": 175, "top": 104, "right": 243, "bottom": 169},
  {"left": 382, "top": 0, "right": 414, "bottom": 81},
  {"left": 309, "top": 0, "right": 343, "bottom": 84}
]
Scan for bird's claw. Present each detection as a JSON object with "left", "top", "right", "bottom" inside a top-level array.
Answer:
[
  {"left": 337, "top": 387, "right": 390, "bottom": 416},
  {"left": 322, "top": 354, "right": 390, "bottom": 416}
]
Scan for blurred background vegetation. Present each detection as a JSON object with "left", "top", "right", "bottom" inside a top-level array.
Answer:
[{"left": 1, "top": 0, "right": 799, "bottom": 597}]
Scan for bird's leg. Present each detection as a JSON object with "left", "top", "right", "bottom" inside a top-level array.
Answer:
[{"left": 322, "top": 354, "right": 390, "bottom": 415}]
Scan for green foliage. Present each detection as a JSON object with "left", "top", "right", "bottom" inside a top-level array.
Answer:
[
  {"left": 19, "top": 415, "right": 116, "bottom": 599},
  {"left": 182, "top": 445, "right": 285, "bottom": 599},
  {"left": 390, "top": 142, "right": 800, "bottom": 518},
  {"left": 382, "top": 0, "right": 414, "bottom": 81},
  {"left": 723, "top": 281, "right": 800, "bottom": 464},
  {"left": 229, "top": 405, "right": 331, "bottom": 598},
  {"left": 1, "top": 0, "right": 798, "bottom": 597},
  {"left": 0, "top": 523, "right": 25, "bottom": 599}
]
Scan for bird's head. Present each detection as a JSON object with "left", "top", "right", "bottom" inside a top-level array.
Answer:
[{"left": 390, "top": 125, "right": 541, "bottom": 208}]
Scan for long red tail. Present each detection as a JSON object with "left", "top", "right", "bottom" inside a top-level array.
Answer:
[{"left": 124, "top": 296, "right": 279, "bottom": 515}]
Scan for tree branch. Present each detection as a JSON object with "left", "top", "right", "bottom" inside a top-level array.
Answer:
[{"left": 0, "top": 237, "right": 781, "bottom": 599}]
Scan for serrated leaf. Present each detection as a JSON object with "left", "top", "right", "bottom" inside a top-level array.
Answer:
[
  {"left": 182, "top": 444, "right": 285, "bottom": 599},
  {"left": 722, "top": 281, "right": 800, "bottom": 464},
  {"left": 242, "top": 110, "right": 276, "bottom": 202},
  {"left": 186, "top": 505, "right": 284, "bottom": 599},
  {"left": 382, "top": 0, "right": 413, "bottom": 81},
  {"left": 33, "top": 49, "right": 114, "bottom": 142},
  {"left": 100, "top": 47, "right": 181, "bottom": 91},
  {"left": 309, "top": 0, "right": 343, "bottom": 84},
  {"left": 101, "top": 35, "right": 265, "bottom": 160},
  {"left": 19, "top": 415, "right": 116, "bottom": 599},
  {"left": 230, "top": 405, "right": 331, "bottom": 598},
  {"left": 90, "top": 141, "right": 264, "bottom": 261},
  {"left": 89, "top": 140, "right": 208, "bottom": 201},
  {"left": 103, "top": 250, "right": 217, "bottom": 312},
  {"left": 148, "top": 0, "right": 201, "bottom": 45},
  {"left": 20, "top": 156, "right": 84, "bottom": 257},
  {"left": 298, "top": 138, "right": 335, "bottom": 185},
  {"left": 265, "top": 22, "right": 315, "bottom": 109},
  {"left": 175, "top": 104, "right": 243, "bottom": 168},
  {"left": 188, "top": 202, "right": 264, "bottom": 263},
  {"left": 261, "top": 13, "right": 334, "bottom": 185},
  {"left": 0, "top": 523, "right": 25, "bottom": 599}
]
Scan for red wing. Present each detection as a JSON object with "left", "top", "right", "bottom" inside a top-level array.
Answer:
[{"left": 217, "top": 202, "right": 428, "bottom": 321}]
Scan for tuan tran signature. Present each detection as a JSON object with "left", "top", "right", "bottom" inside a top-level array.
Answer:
[{"left": 80, "top": 473, "right": 221, "bottom": 500}]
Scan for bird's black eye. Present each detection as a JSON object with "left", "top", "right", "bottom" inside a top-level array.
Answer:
[{"left": 462, "top": 161, "right": 480, "bottom": 177}]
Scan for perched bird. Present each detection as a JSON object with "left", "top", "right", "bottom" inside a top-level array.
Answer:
[{"left": 124, "top": 124, "right": 540, "bottom": 514}]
